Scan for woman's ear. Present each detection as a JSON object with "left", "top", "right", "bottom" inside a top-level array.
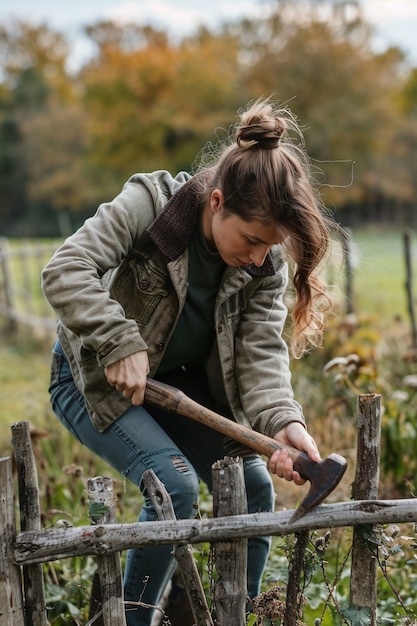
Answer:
[{"left": 210, "top": 189, "right": 224, "bottom": 213}]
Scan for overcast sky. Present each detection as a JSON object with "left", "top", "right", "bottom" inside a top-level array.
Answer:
[{"left": 2, "top": 0, "right": 417, "bottom": 71}]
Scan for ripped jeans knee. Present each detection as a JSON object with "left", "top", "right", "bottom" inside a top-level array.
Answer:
[{"left": 123, "top": 446, "right": 200, "bottom": 522}]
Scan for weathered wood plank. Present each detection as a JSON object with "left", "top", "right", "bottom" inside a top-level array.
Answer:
[
  {"left": 212, "top": 457, "right": 247, "bottom": 626},
  {"left": 11, "top": 422, "right": 48, "bottom": 626},
  {"left": 14, "top": 499, "right": 417, "bottom": 565},
  {"left": 0, "top": 457, "right": 25, "bottom": 626},
  {"left": 350, "top": 394, "right": 381, "bottom": 625},
  {"left": 142, "top": 469, "right": 213, "bottom": 626},
  {"left": 87, "top": 476, "right": 126, "bottom": 626}
]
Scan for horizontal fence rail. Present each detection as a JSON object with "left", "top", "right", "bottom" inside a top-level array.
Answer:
[
  {"left": 12, "top": 499, "right": 417, "bottom": 566},
  {"left": 2, "top": 395, "right": 417, "bottom": 624}
]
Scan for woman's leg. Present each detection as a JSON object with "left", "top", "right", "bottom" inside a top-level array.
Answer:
[
  {"left": 157, "top": 410, "right": 275, "bottom": 600},
  {"left": 49, "top": 344, "right": 200, "bottom": 626},
  {"left": 243, "top": 456, "right": 275, "bottom": 599},
  {"left": 153, "top": 366, "right": 275, "bottom": 600},
  {"left": 50, "top": 346, "right": 274, "bottom": 619}
]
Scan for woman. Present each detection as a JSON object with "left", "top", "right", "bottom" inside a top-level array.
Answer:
[{"left": 42, "top": 97, "right": 336, "bottom": 625}]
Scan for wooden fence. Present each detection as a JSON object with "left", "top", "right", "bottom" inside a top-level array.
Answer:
[
  {"left": 0, "top": 233, "right": 415, "bottom": 346},
  {"left": 0, "top": 238, "right": 59, "bottom": 333},
  {"left": 0, "top": 233, "right": 416, "bottom": 623},
  {"left": 2, "top": 394, "right": 417, "bottom": 625}
]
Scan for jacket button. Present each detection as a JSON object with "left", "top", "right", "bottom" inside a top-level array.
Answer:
[
  {"left": 140, "top": 279, "right": 150, "bottom": 290},
  {"left": 156, "top": 342, "right": 165, "bottom": 351},
  {"left": 217, "top": 325, "right": 223, "bottom": 334}
]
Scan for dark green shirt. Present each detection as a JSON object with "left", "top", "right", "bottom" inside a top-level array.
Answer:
[{"left": 157, "top": 212, "right": 225, "bottom": 372}]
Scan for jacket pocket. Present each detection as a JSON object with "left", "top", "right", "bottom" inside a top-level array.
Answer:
[{"left": 111, "top": 257, "right": 172, "bottom": 325}]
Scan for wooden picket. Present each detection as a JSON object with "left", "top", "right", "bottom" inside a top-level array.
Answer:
[
  {"left": 1, "top": 395, "right": 417, "bottom": 625},
  {"left": 0, "top": 456, "right": 25, "bottom": 625}
]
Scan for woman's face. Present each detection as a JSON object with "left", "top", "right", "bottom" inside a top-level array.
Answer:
[{"left": 204, "top": 189, "right": 282, "bottom": 267}]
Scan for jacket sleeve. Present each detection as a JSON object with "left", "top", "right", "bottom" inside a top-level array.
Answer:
[
  {"left": 41, "top": 175, "right": 162, "bottom": 366},
  {"left": 234, "top": 262, "right": 306, "bottom": 438}
]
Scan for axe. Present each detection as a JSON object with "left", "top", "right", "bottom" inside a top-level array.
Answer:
[{"left": 144, "top": 378, "right": 347, "bottom": 522}]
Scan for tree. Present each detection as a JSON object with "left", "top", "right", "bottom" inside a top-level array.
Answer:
[
  {"left": 80, "top": 22, "right": 241, "bottom": 199},
  {"left": 23, "top": 102, "right": 92, "bottom": 235},
  {"left": 0, "top": 21, "right": 81, "bottom": 234},
  {"left": 1, "top": 5, "right": 416, "bottom": 234},
  {"left": 0, "top": 20, "right": 71, "bottom": 101},
  {"left": 229, "top": 1, "right": 411, "bottom": 214}
]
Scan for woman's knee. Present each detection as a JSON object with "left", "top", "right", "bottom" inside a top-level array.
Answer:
[
  {"left": 158, "top": 453, "right": 200, "bottom": 518},
  {"left": 127, "top": 450, "right": 200, "bottom": 520}
]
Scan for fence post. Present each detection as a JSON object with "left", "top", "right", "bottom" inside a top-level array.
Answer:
[
  {"left": 142, "top": 469, "right": 213, "bottom": 626},
  {"left": 212, "top": 456, "right": 248, "bottom": 626},
  {"left": 349, "top": 393, "right": 381, "bottom": 625},
  {"left": 341, "top": 228, "right": 355, "bottom": 315},
  {"left": 0, "top": 238, "right": 17, "bottom": 333},
  {"left": 283, "top": 530, "right": 310, "bottom": 625},
  {"left": 403, "top": 229, "right": 417, "bottom": 349},
  {"left": 11, "top": 421, "right": 48, "bottom": 626},
  {"left": 0, "top": 456, "right": 25, "bottom": 626},
  {"left": 87, "top": 476, "right": 126, "bottom": 626}
]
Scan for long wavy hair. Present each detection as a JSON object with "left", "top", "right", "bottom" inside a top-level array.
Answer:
[{"left": 197, "top": 97, "right": 341, "bottom": 357}]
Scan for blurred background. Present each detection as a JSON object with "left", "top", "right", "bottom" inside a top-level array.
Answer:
[
  {"left": 1, "top": 0, "right": 416, "bottom": 237},
  {"left": 2, "top": 2, "right": 417, "bottom": 622}
]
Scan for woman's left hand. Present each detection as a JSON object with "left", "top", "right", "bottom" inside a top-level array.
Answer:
[{"left": 268, "top": 422, "right": 321, "bottom": 485}]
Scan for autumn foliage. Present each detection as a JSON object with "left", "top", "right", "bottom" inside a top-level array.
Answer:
[{"left": 0, "top": 2, "right": 416, "bottom": 236}]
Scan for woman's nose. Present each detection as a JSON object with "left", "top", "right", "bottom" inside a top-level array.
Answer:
[{"left": 249, "top": 247, "right": 270, "bottom": 267}]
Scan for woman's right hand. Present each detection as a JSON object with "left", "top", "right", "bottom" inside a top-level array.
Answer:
[
  {"left": 268, "top": 422, "right": 321, "bottom": 485},
  {"left": 104, "top": 350, "right": 150, "bottom": 405}
]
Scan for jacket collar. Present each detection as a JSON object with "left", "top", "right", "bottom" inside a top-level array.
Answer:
[{"left": 146, "top": 173, "right": 275, "bottom": 277}]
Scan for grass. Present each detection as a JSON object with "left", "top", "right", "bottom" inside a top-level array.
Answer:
[
  {"left": 1, "top": 226, "right": 416, "bottom": 502},
  {"left": 0, "top": 330, "right": 54, "bottom": 455},
  {"left": 0, "top": 326, "right": 138, "bottom": 520},
  {"left": 349, "top": 226, "right": 417, "bottom": 322},
  {"left": 1, "top": 227, "right": 417, "bottom": 623}
]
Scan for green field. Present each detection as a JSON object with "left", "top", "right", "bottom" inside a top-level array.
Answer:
[
  {"left": 1, "top": 227, "right": 416, "bottom": 443},
  {"left": 349, "top": 227, "right": 417, "bottom": 322},
  {"left": 1, "top": 228, "right": 417, "bottom": 624}
]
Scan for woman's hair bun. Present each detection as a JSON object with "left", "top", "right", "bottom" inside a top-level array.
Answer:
[{"left": 235, "top": 102, "right": 286, "bottom": 150}]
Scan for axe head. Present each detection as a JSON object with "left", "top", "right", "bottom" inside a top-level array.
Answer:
[{"left": 289, "top": 453, "right": 347, "bottom": 523}]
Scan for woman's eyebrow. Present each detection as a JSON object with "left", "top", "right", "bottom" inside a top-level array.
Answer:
[{"left": 245, "top": 232, "right": 281, "bottom": 245}]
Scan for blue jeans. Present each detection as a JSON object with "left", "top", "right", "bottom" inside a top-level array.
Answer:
[{"left": 49, "top": 341, "right": 274, "bottom": 626}]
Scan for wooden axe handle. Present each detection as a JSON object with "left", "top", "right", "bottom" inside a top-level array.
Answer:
[
  {"left": 145, "top": 378, "right": 316, "bottom": 480},
  {"left": 145, "top": 378, "right": 348, "bottom": 520}
]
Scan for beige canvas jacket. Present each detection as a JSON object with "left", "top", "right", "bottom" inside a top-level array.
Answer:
[{"left": 42, "top": 170, "right": 305, "bottom": 436}]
